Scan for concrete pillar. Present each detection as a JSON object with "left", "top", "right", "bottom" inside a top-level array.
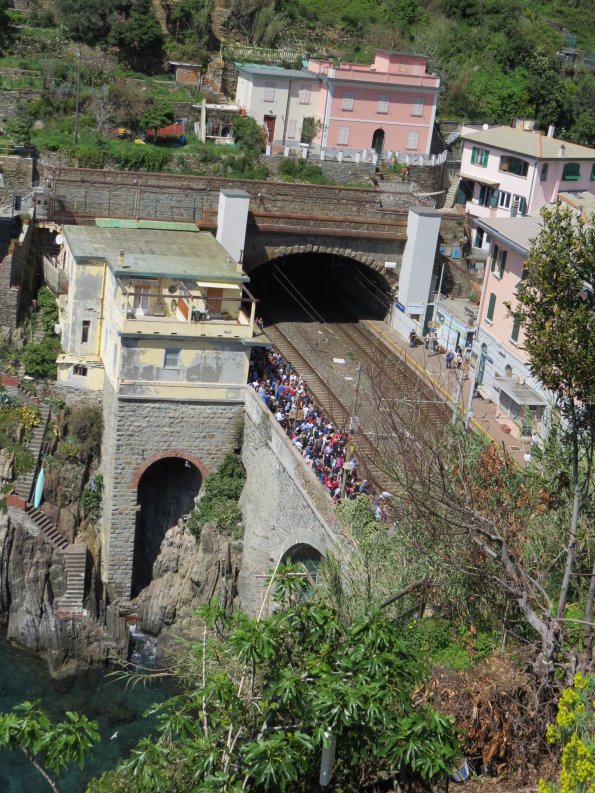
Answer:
[
  {"left": 265, "top": 144, "right": 271, "bottom": 156},
  {"left": 200, "top": 98, "right": 206, "bottom": 143},
  {"left": 355, "top": 152, "right": 361, "bottom": 163},
  {"left": 284, "top": 147, "right": 289, "bottom": 157},
  {"left": 394, "top": 207, "right": 441, "bottom": 337},
  {"left": 216, "top": 189, "right": 250, "bottom": 263},
  {"left": 320, "top": 150, "right": 325, "bottom": 161},
  {"left": 337, "top": 152, "right": 343, "bottom": 162}
]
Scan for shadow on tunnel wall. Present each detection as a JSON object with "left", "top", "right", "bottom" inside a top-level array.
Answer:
[{"left": 132, "top": 457, "right": 202, "bottom": 597}]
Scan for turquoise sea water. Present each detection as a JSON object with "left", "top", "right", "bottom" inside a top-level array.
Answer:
[{"left": 0, "top": 637, "right": 172, "bottom": 793}]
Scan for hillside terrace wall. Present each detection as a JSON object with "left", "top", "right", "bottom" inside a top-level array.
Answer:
[
  {"left": 0, "top": 154, "right": 34, "bottom": 207},
  {"left": 0, "top": 219, "right": 34, "bottom": 331},
  {"left": 44, "top": 167, "right": 411, "bottom": 224}
]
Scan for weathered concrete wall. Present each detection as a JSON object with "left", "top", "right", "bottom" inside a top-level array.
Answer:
[
  {"left": 0, "top": 154, "right": 33, "bottom": 207},
  {"left": 100, "top": 377, "right": 244, "bottom": 599},
  {"left": 0, "top": 219, "right": 35, "bottom": 331},
  {"left": 238, "top": 388, "right": 342, "bottom": 615}
]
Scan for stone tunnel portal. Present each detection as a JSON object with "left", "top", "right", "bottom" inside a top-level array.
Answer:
[
  {"left": 248, "top": 253, "right": 393, "bottom": 326},
  {"left": 132, "top": 456, "right": 202, "bottom": 596},
  {"left": 282, "top": 543, "right": 324, "bottom": 596}
]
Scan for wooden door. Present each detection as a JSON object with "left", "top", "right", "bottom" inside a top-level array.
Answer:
[
  {"left": 206, "top": 288, "right": 223, "bottom": 314},
  {"left": 263, "top": 115, "right": 276, "bottom": 143}
]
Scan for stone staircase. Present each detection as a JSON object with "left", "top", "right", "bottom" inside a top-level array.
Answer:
[
  {"left": 55, "top": 544, "right": 87, "bottom": 615},
  {"left": 443, "top": 179, "right": 460, "bottom": 209},
  {"left": 13, "top": 401, "right": 51, "bottom": 502},
  {"left": 24, "top": 504, "right": 69, "bottom": 549}
]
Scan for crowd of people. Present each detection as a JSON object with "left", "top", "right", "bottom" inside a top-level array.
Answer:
[{"left": 248, "top": 348, "right": 371, "bottom": 503}]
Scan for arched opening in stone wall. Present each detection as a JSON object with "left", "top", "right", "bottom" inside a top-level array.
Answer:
[
  {"left": 280, "top": 543, "right": 324, "bottom": 599},
  {"left": 248, "top": 252, "right": 392, "bottom": 326},
  {"left": 132, "top": 456, "right": 202, "bottom": 597}
]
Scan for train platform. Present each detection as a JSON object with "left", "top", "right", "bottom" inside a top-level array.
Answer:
[{"left": 365, "top": 320, "right": 530, "bottom": 467}]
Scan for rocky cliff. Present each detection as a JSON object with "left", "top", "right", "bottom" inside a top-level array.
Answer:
[
  {"left": 133, "top": 521, "right": 240, "bottom": 661},
  {"left": 0, "top": 511, "right": 128, "bottom": 679}
]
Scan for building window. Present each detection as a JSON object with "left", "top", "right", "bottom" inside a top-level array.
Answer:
[
  {"left": 73, "top": 364, "right": 87, "bottom": 376},
  {"left": 591, "top": 163, "right": 595, "bottom": 180},
  {"left": 478, "top": 184, "right": 498, "bottom": 207},
  {"left": 510, "top": 316, "right": 521, "bottom": 343},
  {"left": 490, "top": 245, "right": 507, "bottom": 277},
  {"left": 263, "top": 82, "right": 276, "bottom": 102},
  {"left": 540, "top": 163, "right": 549, "bottom": 181},
  {"left": 562, "top": 162, "right": 581, "bottom": 181},
  {"left": 471, "top": 146, "right": 489, "bottom": 167},
  {"left": 298, "top": 84, "right": 311, "bottom": 105},
  {"left": 341, "top": 91, "right": 354, "bottom": 111},
  {"left": 498, "top": 191, "right": 511, "bottom": 209},
  {"left": 81, "top": 320, "right": 90, "bottom": 343},
  {"left": 499, "top": 155, "right": 529, "bottom": 177},
  {"left": 411, "top": 96, "right": 424, "bottom": 116},
  {"left": 287, "top": 119, "right": 296, "bottom": 139},
  {"left": 337, "top": 126, "right": 350, "bottom": 145},
  {"left": 511, "top": 194, "right": 527, "bottom": 216},
  {"left": 406, "top": 131, "right": 419, "bottom": 150},
  {"left": 377, "top": 94, "right": 389, "bottom": 114},
  {"left": 164, "top": 348, "right": 180, "bottom": 369},
  {"left": 486, "top": 292, "right": 496, "bottom": 322}
]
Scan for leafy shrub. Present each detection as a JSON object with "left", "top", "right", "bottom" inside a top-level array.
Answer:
[
  {"left": 82, "top": 474, "right": 103, "bottom": 520},
  {"left": 22, "top": 336, "right": 62, "bottom": 378},
  {"left": 37, "top": 286, "right": 59, "bottom": 335},
  {"left": 66, "top": 404, "right": 103, "bottom": 460},
  {"left": 186, "top": 453, "right": 246, "bottom": 540},
  {"left": 71, "top": 145, "right": 107, "bottom": 169},
  {"left": 277, "top": 157, "right": 333, "bottom": 184}
]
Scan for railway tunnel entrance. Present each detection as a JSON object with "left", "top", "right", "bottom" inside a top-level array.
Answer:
[
  {"left": 132, "top": 456, "right": 202, "bottom": 596},
  {"left": 248, "top": 253, "right": 393, "bottom": 326}
]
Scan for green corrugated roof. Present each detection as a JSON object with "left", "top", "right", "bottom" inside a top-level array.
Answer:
[{"left": 95, "top": 218, "right": 198, "bottom": 232}]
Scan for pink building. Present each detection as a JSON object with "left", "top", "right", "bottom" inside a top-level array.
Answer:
[
  {"left": 308, "top": 51, "right": 440, "bottom": 156},
  {"left": 234, "top": 51, "right": 440, "bottom": 156},
  {"left": 472, "top": 215, "right": 550, "bottom": 435},
  {"left": 456, "top": 125, "right": 595, "bottom": 252}
]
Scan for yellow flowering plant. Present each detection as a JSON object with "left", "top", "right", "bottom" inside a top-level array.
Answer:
[{"left": 540, "top": 673, "right": 595, "bottom": 793}]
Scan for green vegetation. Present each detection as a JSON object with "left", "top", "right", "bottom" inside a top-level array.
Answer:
[
  {"left": 541, "top": 672, "right": 595, "bottom": 793},
  {"left": 82, "top": 474, "right": 103, "bottom": 520},
  {"left": 0, "top": 700, "right": 100, "bottom": 792},
  {"left": 277, "top": 157, "right": 333, "bottom": 184},
  {"left": 186, "top": 453, "right": 246, "bottom": 539},
  {"left": 88, "top": 567, "right": 460, "bottom": 793},
  {"left": 22, "top": 287, "right": 62, "bottom": 379}
]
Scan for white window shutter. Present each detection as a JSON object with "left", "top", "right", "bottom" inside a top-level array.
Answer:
[
  {"left": 338, "top": 126, "right": 350, "bottom": 145},
  {"left": 377, "top": 94, "right": 389, "bottom": 113},
  {"left": 287, "top": 119, "right": 297, "bottom": 139},
  {"left": 412, "top": 96, "right": 424, "bottom": 116},
  {"left": 406, "top": 131, "right": 419, "bottom": 149},
  {"left": 299, "top": 84, "right": 311, "bottom": 104},
  {"left": 264, "top": 81, "right": 275, "bottom": 101},
  {"left": 342, "top": 91, "right": 354, "bottom": 110}
]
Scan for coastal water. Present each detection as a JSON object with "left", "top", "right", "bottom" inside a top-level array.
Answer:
[{"left": 0, "top": 635, "right": 172, "bottom": 792}]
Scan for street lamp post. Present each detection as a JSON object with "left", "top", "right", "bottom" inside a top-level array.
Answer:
[{"left": 74, "top": 49, "right": 81, "bottom": 145}]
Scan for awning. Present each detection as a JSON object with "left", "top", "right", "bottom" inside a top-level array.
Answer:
[
  {"left": 497, "top": 377, "right": 547, "bottom": 406},
  {"left": 459, "top": 172, "right": 500, "bottom": 186},
  {"left": 195, "top": 281, "right": 242, "bottom": 290}
]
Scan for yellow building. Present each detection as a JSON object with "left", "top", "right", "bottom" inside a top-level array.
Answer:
[{"left": 55, "top": 220, "right": 257, "bottom": 400}]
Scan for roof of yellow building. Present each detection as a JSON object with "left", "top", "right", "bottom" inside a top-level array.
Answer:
[{"left": 62, "top": 225, "right": 248, "bottom": 282}]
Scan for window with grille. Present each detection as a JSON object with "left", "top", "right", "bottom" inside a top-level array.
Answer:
[
  {"left": 342, "top": 91, "right": 354, "bottom": 111},
  {"left": 299, "top": 84, "right": 311, "bottom": 105},
  {"left": 406, "top": 131, "right": 419, "bottom": 149},
  {"left": 263, "top": 82, "right": 276, "bottom": 101},
  {"left": 377, "top": 94, "right": 389, "bottom": 114},
  {"left": 337, "top": 126, "right": 350, "bottom": 145},
  {"left": 73, "top": 364, "right": 87, "bottom": 376},
  {"left": 81, "top": 320, "right": 90, "bottom": 343},
  {"left": 164, "top": 348, "right": 180, "bottom": 368},
  {"left": 411, "top": 97, "right": 424, "bottom": 116}
]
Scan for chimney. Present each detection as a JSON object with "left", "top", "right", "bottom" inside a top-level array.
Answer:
[
  {"left": 559, "top": 144, "right": 566, "bottom": 157},
  {"left": 118, "top": 249, "right": 125, "bottom": 266},
  {"left": 547, "top": 125, "right": 556, "bottom": 137}
]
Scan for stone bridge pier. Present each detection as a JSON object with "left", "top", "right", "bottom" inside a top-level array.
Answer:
[{"left": 238, "top": 388, "right": 342, "bottom": 614}]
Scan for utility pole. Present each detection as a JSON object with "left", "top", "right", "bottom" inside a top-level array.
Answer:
[
  {"left": 451, "top": 370, "right": 464, "bottom": 425},
  {"left": 74, "top": 49, "right": 81, "bottom": 145}
]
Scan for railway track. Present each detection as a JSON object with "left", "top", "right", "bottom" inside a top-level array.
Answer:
[{"left": 265, "top": 323, "right": 412, "bottom": 494}]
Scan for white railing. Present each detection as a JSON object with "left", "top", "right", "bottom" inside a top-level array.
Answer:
[{"left": 222, "top": 44, "right": 307, "bottom": 64}]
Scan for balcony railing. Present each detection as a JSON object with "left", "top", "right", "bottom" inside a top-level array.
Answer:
[{"left": 118, "top": 285, "right": 257, "bottom": 338}]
